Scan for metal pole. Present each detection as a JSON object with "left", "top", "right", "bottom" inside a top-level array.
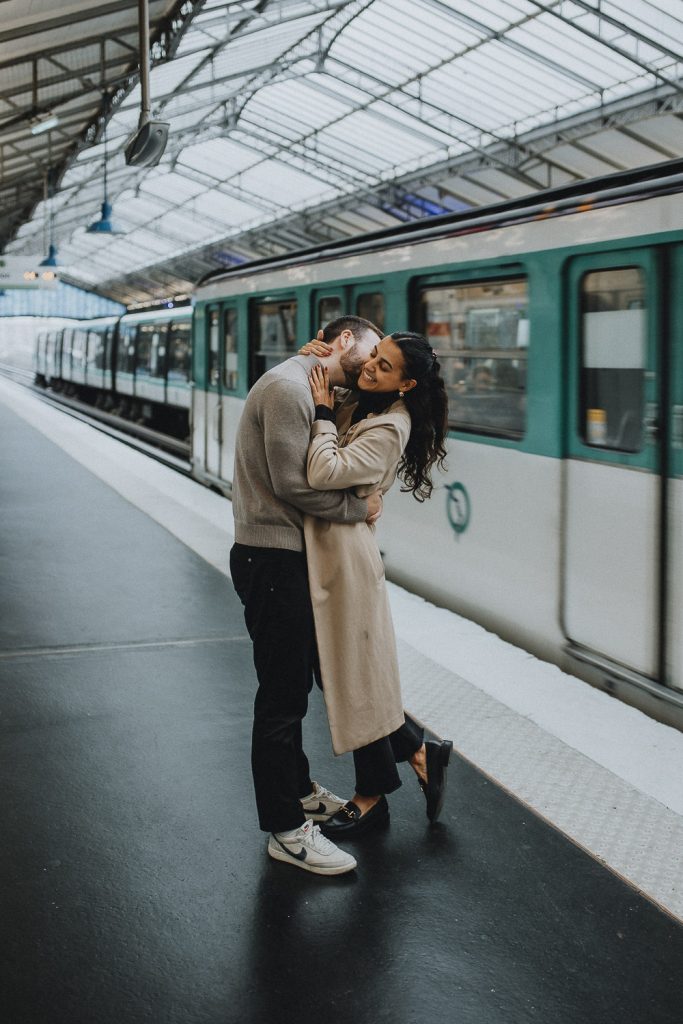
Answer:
[{"left": 139, "top": 0, "right": 151, "bottom": 124}]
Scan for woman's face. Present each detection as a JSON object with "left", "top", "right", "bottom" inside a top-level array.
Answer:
[{"left": 358, "top": 336, "right": 415, "bottom": 394}]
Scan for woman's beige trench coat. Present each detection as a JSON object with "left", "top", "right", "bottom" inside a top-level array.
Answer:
[{"left": 303, "top": 392, "right": 411, "bottom": 755}]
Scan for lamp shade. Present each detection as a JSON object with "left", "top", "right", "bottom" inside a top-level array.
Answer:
[
  {"left": 87, "top": 201, "right": 123, "bottom": 235},
  {"left": 39, "top": 243, "right": 60, "bottom": 267}
]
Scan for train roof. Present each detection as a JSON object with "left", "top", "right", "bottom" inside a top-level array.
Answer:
[{"left": 196, "top": 158, "right": 683, "bottom": 295}]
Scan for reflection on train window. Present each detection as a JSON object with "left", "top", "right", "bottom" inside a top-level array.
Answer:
[
  {"left": 117, "top": 325, "right": 137, "bottom": 374},
  {"left": 318, "top": 296, "right": 343, "bottom": 327},
  {"left": 168, "top": 320, "right": 191, "bottom": 383},
  {"left": 580, "top": 267, "right": 646, "bottom": 452},
  {"left": 223, "top": 309, "right": 239, "bottom": 390},
  {"left": 208, "top": 308, "right": 220, "bottom": 386},
  {"left": 253, "top": 299, "right": 297, "bottom": 378},
  {"left": 71, "top": 328, "right": 87, "bottom": 372},
  {"left": 88, "top": 330, "right": 106, "bottom": 371},
  {"left": 136, "top": 323, "right": 166, "bottom": 379},
  {"left": 419, "top": 279, "right": 528, "bottom": 438},
  {"left": 356, "top": 293, "right": 385, "bottom": 333}
]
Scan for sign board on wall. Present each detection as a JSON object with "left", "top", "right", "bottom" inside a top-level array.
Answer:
[{"left": 0, "top": 258, "right": 59, "bottom": 289}]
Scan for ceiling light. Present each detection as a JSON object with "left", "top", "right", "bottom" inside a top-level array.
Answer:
[
  {"left": 39, "top": 243, "right": 60, "bottom": 267},
  {"left": 31, "top": 113, "right": 59, "bottom": 135},
  {"left": 87, "top": 201, "right": 123, "bottom": 235}
]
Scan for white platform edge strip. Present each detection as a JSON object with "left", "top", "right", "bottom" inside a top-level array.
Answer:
[{"left": 2, "top": 375, "right": 682, "bottom": 922}]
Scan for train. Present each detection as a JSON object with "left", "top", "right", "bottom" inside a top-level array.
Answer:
[
  {"left": 34, "top": 305, "right": 192, "bottom": 438},
  {"left": 35, "top": 159, "right": 683, "bottom": 728}
]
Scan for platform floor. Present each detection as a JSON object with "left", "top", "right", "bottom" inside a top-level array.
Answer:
[{"left": 2, "top": 386, "right": 683, "bottom": 1024}]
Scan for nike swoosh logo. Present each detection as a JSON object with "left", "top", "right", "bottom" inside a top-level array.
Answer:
[
  {"left": 304, "top": 801, "right": 327, "bottom": 815},
  {"left": 274, "top": 836, "right": 307, "bottom": 861}
]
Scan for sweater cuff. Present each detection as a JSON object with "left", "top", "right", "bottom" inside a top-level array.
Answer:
[
  {"left": 310, "top": 418, "right": 338, "bottom": 437},
  {"left": 314, "top": 405, "right": 336, "bottom": 422}
]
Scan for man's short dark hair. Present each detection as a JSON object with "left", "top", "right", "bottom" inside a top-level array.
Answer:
[{"left": 321, "top": 315, "right": 382, "bottom": 345}]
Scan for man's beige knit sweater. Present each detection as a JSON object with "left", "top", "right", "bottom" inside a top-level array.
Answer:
[{"left": 232, "top": 355, "right": 367, "bottom": 551}]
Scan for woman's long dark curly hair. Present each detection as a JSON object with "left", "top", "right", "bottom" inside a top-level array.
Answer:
[{"left": 390, "top": 331, "right": 449, "bottom": 502}]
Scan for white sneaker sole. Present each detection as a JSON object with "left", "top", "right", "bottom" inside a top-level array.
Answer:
[{"left": 268, "top": 842, "right": 357, "bottom": 875}]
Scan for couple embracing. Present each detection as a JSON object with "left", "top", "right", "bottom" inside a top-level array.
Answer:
[{"left": 230, "top": 315, "right": 452, "bottom": 875}]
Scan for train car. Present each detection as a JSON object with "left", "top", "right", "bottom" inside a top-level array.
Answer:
[
  {"left": 35, "top": 306, "right": 192, "bottom": 435},
  {"left": 114, "top": 307, "right": 192, "bottom": 434},
  {"left": 190, "top": 160, "right": 683, "bottom": 728}
]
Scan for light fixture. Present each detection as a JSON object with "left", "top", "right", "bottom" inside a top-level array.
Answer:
[
  {"left": 39, "top": 140, "right": 61, "bottom": 267},
  {"left": 39, "top": 243, "right": 59, "bottom": 267},
  {"left": 31, "top": 113, "right": 59, "bottom": 135},
  {"left": 87, "top": 108, "right": 124, "bottom": 235}
]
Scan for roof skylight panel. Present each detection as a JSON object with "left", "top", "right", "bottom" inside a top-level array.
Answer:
[
  {"left": 246, "top": 76, "right": 355, "bottom": 130},
  {"left": 239, "top": 159, "right": 329, "bottom": 205},
  {"left": 139, "top": 171, "right": 207, "bottom": 203},
  {"left": 192, "top": 189, "right": 266, "bottom": 223},
  {"left": 511, "top": 14, "right": 649, "bottom": 80}
]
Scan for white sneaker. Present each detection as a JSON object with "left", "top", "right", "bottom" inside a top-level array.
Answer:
[
  {"left": 300, "top": 781, "right": 348, "bottom": 821},
  {"left": 268, "top": 820, "right": 357, "bottom": 875}
]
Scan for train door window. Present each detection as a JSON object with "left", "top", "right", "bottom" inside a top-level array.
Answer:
[
  {"left": 117, "top": 324, "right": 136, "bottom": 373},
  {"left": 223, "top": 308, "right": 239, "bottom": 390},
  {"left": 167, "top": 319, "right": 191, "bottom": 383},
  {"left": 318, "top": 296, "right": 343, "bottom": 327},
  {"left": 72, "top": 328, "right": 87, "bottom": 371},
  {"left": 135, "top": 324, "right": 155, "bottom": 377},
  {"left": 252, "top": 299, "right": 297, "bottom": 380},
  {"left": 419, "top": 278, "right": 528, "bottom": 439},
  {"left": 208, "top": 307, "right": 221, "bottom": 387},
  {"left": 580, "top": 268, "right": 646, "bottom": 452},
  {"left": 88, "top": 330, "right": 105, "bottom": 371},
  {"left": 356, "top": 292, "right": 385, "bottom": 332}
]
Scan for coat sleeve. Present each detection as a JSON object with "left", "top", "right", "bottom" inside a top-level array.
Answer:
[
  {"left": 262, "top": 379, "right": 369, "bottom": 521},
  {"left": 307, "top": 418, "right": 406, "bottom": 490}
]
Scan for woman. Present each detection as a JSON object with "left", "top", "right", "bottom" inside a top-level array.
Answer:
[{"left": 303, "top": 330, "right": 453, "bottom": 838}]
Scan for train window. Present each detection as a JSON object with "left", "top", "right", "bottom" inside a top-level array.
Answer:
[
  {"left": 419, "top": 278, "right": 528, "bottom": 438},
  {"left": 580, "top": 267, "right": 646, "bottom": 452},
  {"left": 168, "top": 320, "right": 191, "bottom": 383},
  {"left": 223, "top": 309, "right": 239, "bottom": 390},
  {"left": 318, "top": 296, "right": 343, "bottom": 327},
  {"left": 136, "top": 323, "right": 166, "bottom": 379},
  {"left": 71, "top": 328, "right": 87, "bottom": 372},
  {"left": 208, "top": 308, "right": 221, "bottom": 386},
  {"left": 252, "top": 299, "right": 297, "bottom": 378},
  {"left": 117, "top": 324, "right": 136, "bottom": 374},
  {"left": 356, "top": 292, "right": 385, "bottom": 332},
  {"left": 88, "top": 330, "right": 106, "bottom": 371}
]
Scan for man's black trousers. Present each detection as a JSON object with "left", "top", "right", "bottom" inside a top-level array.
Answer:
[{"left": 230, "top": 543, "right": 315, "bottom": 834}]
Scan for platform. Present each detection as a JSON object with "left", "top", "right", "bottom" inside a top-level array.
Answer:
[{"left": 1, "top": 377, "right": 683, "bottom": 1024}]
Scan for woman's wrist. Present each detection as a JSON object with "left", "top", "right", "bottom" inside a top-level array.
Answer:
[{"left": 314, "top": 405, "right": 336, "bottom": 422}]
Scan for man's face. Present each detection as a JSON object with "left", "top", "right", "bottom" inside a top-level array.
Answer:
[{"left": 339, "top": 329, "right": 379, "bottom": 387}]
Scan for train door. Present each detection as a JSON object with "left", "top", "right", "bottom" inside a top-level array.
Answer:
[
  {"left": 218, "top": 306, "right": 241, "bottom": 484},
  {"left": 563, "top": 249, "right": 662, "bottom": 679},
  {"left": 204, "top": 305, "right": 223, "bottom": 479},
  {"left": 666, "top": 245, "right": 683, "bottom": 692}
]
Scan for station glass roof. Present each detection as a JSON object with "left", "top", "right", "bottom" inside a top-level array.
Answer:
[{"left": 2, "top": 0, "right": 682, "bottom": 304}]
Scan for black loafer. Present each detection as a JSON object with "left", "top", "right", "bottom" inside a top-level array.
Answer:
[
  {"left": 320, "top": 796, "right": 389, "bottom": 839},
  {"left": 419, "top": 739, "right": 453, "bottom": 823}
]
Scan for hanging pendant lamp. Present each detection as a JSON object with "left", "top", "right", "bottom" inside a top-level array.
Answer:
[
  {"left": 39, "top": 138, "right": 61, "bottom": 266},
  {"left": 87, "top": 109, "right": 123, "bottom": 235}
]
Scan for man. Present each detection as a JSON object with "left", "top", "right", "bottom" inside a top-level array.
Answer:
[{"left": 229, "top": 315, "right": 383, "bottom": 876}]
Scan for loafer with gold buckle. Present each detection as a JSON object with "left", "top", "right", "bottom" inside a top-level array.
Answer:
[{"left": 320, "top": 795, "right": 389, "bottom": 838}]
